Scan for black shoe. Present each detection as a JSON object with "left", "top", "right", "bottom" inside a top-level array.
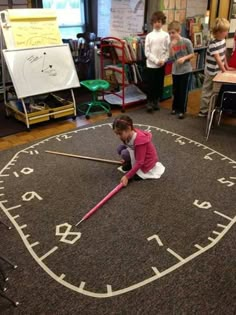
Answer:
[
  {"left": 133, "top": 174, "right": 143, "bottom": 181},
  {"left": 153, "top": 103, "right": 160, "bottom": 111},
  {"left": 122, "top": 162, "right": 132, "bottom": 171},
  {"left": 117, "top": 162, "right": 132, "bottom": 173},
  {"left": 178, "top": 113, "right": 184, "bottom": 119},
  {"left": 171, "top": 110, "right": 176, "bottom": 115},
  {"left": 146, "top": 103, "right": 153, "bottom": 113}
]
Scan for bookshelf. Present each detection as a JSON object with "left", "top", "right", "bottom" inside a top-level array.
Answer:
[
  {"left": 100, "top": 37, "right": 147, "bottom": 111},
  {"left": 190, "top": 46, "right": 207, "bottom": 90},
  {"left": 0, "top": 54, "right": 3, "bottom": 95},
  {"left": 161, "top": 62, "right": 173, "bottom": 101}
]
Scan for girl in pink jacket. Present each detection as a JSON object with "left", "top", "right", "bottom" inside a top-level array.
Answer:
[{"left": 113, "top": 115, "right": 165, "bottom": 186}]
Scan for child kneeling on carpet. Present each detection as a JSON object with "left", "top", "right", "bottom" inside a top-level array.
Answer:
[{"left": 112, "top": 115, "right": 165, "bottom": 186}]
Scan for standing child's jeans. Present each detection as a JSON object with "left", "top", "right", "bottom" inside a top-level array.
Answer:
[{"left": 199, "top": 72, "right": 215, "bottom": 115}]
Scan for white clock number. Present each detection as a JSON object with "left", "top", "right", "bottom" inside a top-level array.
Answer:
[
  {"left": 56, "top": 135, "right": 72, "bottom": 141},
  {"left": 22, "top": 191, "right": 43, "bottom": 201},
  {"left": 217, "top": 177, "right": 235, "bottom": 187},
  {"left": 14, "top": 167, "right": 34, "bottom": 177},
  {"left": 193, "top": 200, "right": 212, "bottom": 209},
  {"left": 175, "top": 137, "right": 185, "bottom": 145}
]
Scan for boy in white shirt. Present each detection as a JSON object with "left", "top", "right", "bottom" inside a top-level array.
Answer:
[{"left": 145, "top": 11, "right": 170, "bottom": 112}]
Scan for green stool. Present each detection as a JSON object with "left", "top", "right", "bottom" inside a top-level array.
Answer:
[{"left": 79, "top": 79, "right": 112, "bottom": 119}]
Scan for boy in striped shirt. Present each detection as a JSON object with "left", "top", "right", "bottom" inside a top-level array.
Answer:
[{"left": 198, "top": 18, "right": 230, "bottom": 117}]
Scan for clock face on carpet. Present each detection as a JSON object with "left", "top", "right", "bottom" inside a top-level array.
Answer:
[{"left": 0, "top": 123, "right": 235, "bottom": 298}]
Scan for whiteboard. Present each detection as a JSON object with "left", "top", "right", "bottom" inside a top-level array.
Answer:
[{"left": 3, "top": 44, "right": 80, "bottom": 98}]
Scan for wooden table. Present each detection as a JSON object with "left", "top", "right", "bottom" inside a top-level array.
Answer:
[
  {"left": 213, "top": 70, "right": 236, "bottom": 84},
  {"left": 206, "top": 71, "right": 236, "bottom": 139}
]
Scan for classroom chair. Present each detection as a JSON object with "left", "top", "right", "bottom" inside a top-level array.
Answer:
[
  {"left": 0, "top": 254, "right": 19, "bottom": 307},
  {"left": 206, "top": 85, "right": 236, "bottom": 140},
  {"left": 78, "top": 79, "right": 112, "bottom": 119}
]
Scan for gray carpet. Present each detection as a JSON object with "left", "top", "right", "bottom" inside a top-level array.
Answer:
[{"left": 0, "top": 107, "right": 235, "bottom": 314}]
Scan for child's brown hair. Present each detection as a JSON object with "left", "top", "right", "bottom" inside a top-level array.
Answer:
[
  {"left": 212, "top": 17, "right": 230, "bottom": 36},
  {"left": 112, "top": 115, "right": 134, "bottom": 131},
  {"left": 168, "top": 21, "right": 181, "bottom": 32},
  {"left": 151, "top": 11, "right": 167, "bottom": 25}
]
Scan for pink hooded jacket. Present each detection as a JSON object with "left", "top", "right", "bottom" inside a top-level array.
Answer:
[{"left": 125, "top": 129, "right": 159, "bottom": 179}]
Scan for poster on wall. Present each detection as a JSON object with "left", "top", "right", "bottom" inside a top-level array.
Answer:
[
  {"left": 97, "top": 0, "right": 145, "bottom": 38},
  {"left": 97, "top": 0, "right": 111, "bottom": 38},
  {"left": 229, "top": 0, "right": 236, "bottom": 34},
  {"left": 160, "top": 0, "right": 186, "bottom": 26},
  {"left": 110, "top": 0, "right": 145, "bottom": 38}
]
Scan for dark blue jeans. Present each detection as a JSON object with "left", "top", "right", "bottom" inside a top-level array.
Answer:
[
  {"left": 117, "top": 144, "right": 130, "bottom": 162},
  {"left": 172, "top": 73, "right": 191, "bottom": 114}
]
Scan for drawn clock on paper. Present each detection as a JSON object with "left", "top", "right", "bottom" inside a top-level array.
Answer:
[
  {"left": 0, "top": 124, "right": 235, "bottom": 298},
  {"left": 23, "top": 51, "right": 57, "bottom": 81}
]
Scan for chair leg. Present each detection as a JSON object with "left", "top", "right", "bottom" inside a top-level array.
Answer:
[
  {"left": 84, "top": 103, "right": 93, "bottom": 117},
  {"left": 206, "top": 109, "right": 216, "bottom": 141},
  {"left": 0, "top": 255, "right": 18, "bottom": 270},
  {"left": 0, "top": 219, "right": 12, "bottom": 230},
  {"left": 0, "top": 292, "right": 19, "bottom": 307},
  {"left": 0, "top": 282, "right": 7, "bottom": 292},
  {"left": 78, "top": 90, "right": 110, "bottom": 118},
  {"left": 0, "top": 266, "right": 8, "bottom": 282},
  {"left": 217, "top": 110, "right": 223, "bottom": 126},
  {"left": 83, "top": 92, "right": 97, "bottom": 117},
  {"left": 94, "top": 102, "right": 111, "bottom": 114}
]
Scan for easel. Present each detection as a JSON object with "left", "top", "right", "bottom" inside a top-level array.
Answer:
[{"left": 0, "top": 9, "right": 80, "bottom": 130}]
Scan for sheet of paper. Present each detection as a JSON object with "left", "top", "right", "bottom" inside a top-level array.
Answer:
[
  {"left": 110, "top": 0, "right": 145, "bottom": 37},
  {"left": 104, "top": 84, "right": 146, "bottom": 105},
  {"left": 0, "top": 9, "right": 62, "bottom": 49}
]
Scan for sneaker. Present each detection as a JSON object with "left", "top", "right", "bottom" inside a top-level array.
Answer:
[
  {"left": 171, "top": 110, "right": 176, "bottom": 115},
  {"left": 117, "top": 166, "right": 127, "bottom": 174},
  {"left": 198, "top": 111, "right": 208, "bottom": 117},
  {"left": 178, "top": 113, "right": 184, "bottom": 119},
  {"left": 117, "top": 162, "right": 131, "bottom": 173}
]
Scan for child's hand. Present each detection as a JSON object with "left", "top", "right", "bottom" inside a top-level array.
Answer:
[
  {"left": 120, "top": 175, "right": 128, "bottom": 186},
  {"left": 158, "top": 60, "right": 165, "bottom": 66},
  {"left": 170, "top": 39, "right": 178, "bottom": 46},
  {"left": 227, "top": 66, "right": 236, "bottom": 71},
  {"left": 177, "top": 56, "right": 186, "bottom": 64},
  {"left": 121, "top": 159, "right": 125, "bottom": 165}
]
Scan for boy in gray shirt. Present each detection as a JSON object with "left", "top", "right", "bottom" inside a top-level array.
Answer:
[{"left": 168, "top": 21, "right": 194, "bottom": 119}]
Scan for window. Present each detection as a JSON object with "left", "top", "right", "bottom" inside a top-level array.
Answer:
[{"left": 42, "top": 0, "right": 85, "bottom": 39}]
